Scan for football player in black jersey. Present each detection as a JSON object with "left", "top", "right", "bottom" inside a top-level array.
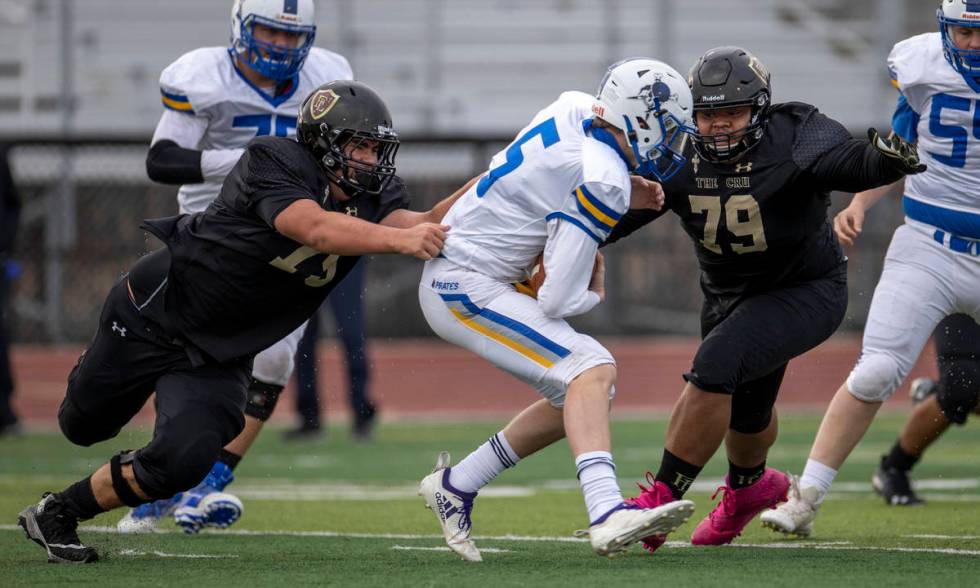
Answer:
[
  {"left": 602, "top": 46, "right": 926, "bottom": 551},
  {"left": 16, "top": 80, "right": 467, "bottom": 564}
]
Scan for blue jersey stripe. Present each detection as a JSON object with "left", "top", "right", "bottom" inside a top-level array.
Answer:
[
  {"left": 545, "top": 212, "right": 603, "bottom": 244},
  {"left": 439, "top": 293, "right": 572, "bottom": 359},
  {"left": 904, "top": 196, "right": 980, "bottom": 240},
  {"left": 160, "top": 89, "right": 190, "bottom": 103},
  {"left": 578, "top": 184, "right": 623, "bottom": 221}
]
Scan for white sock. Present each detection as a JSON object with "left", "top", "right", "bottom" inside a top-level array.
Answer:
[
  {"left": 575, "top": 451, "right": 624, "bottom": 524},
  {"left": 800, "top": 458, "right": 837, "bottom": 505},
  {"left": 448, "top": 432, "right": 520, "bottom": 494}
]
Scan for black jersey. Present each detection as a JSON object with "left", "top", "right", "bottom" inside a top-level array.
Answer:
[
  {"left": 609, "top": 102, "right": 905, "bottom": 307},
  {"left": 138, "top": 136, "right": 410, "bottom": 363}
]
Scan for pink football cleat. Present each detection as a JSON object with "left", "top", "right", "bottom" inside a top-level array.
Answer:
[
  {"left": 625, "top": 472, "right": 684, "bottom": 554},
  {"left": 691, "top": 468, "right": 790, "bottom": 545}
]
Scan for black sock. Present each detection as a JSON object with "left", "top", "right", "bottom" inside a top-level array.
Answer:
[
  {"left": 58, "top": 477, "right": 106, "bottom": 521},
  {"left": 729, "top": 460, "right": 766, "bottom": 489},
  {"left": 882, "top": 441, "right": 919, "bottom": 472},
  {"left": 218, "top": 449, "right": 242, "bottom": 471},
  {"left": 655, "top": 449, "right": 703, "bottom": 500}
]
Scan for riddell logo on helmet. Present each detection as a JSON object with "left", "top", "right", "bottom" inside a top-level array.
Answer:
[
  {"left": 961, "top": 12, "right": 980, "bottom": 19},
  {"left": 702, "top": 95, "right": 726, "bottom": 102},
  {"left": 276, "top": 13, "right": 299, "bottom": 22},
  {"left": 592, "top": 104, "right": 605, "bottom": 117},
  {"left": 310, "top": 89, "right": 340, "bottom": 120}
]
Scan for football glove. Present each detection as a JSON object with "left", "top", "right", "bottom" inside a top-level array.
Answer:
[{"left": 868, "top": 127, "right": 926, "bottom": 175}]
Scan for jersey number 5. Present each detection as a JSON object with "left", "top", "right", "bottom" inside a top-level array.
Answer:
[
  {"left": 928, "top": 93, "right": 980, "bottom": 168},
  {"left": 476, "top": 117, "right": 560, "bottom": 197},
  {"left": 689, "top": 194, "right": 768, "bottom": 254},
  {"left": 269, "top": 245, "right": 340, "bottom": 287}
]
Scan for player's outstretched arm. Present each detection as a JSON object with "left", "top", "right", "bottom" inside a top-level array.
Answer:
[
  {"left": 834, "top": 178, "right": 904, "bottom": 247},
  {"left": 380, "top": 174, "right": 482, "bottom": 228},
  {"left": 275, "top": 199, "right": 448, "bottom": 260}
]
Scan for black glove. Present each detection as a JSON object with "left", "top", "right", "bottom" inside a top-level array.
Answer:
[{"left": 868, "top": 127, "right": 927, "bottom": 175}]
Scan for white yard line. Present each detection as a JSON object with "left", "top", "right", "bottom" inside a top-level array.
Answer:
[
  {"left": 905, "top": 534, "right": 980, "bottom": 540},
  {"left": 2, "top": 524, "right": 978, "bottom": 556},
  {"left": 118, "top": 549, "right": 238, "bottom": 559},
  {"left": 391, "top": 545, "right": 513, "bottom": 553}
]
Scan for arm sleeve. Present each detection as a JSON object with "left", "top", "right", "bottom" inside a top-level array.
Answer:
[
  {"left": 535, "top": 217, "right": 602, "bottom": 318},
  {"left": 792, "top": 109, "right": 904, "bottom": 193},
  {"left": 146, "top": 140, "right": 204, "bottom": 185}
]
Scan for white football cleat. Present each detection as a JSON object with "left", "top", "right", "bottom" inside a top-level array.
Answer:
[
  {"left": 760, "top": 475, "right": 821, "bottom": 538},
  {"left": 418, "top": 451, "right": 482, "bottom": 562},
  {"left": 578, "top": 501, "right": 696, "bottom": 558},
  {"left": 116, "top": 494, "right": 183, "bottom": 534}
]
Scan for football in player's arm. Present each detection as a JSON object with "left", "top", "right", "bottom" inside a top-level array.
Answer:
[
  {"left": 601, "top": 46, "right": 925, "bottom": 551},
  {"left": 15, "top": 81, "right": 456, "bottom": 564}
]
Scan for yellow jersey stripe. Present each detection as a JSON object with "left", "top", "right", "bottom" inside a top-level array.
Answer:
[
  {"left": 161, "top": 95, "right": 194, "bottom": 111},
  {"left": 449, "top": 308, "right": 554, "bottom": 368},
  {"left": 576, "top": 188, "right": 617, "bottom": 229}
]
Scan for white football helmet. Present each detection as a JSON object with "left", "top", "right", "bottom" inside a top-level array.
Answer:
[
  {"left": 230, "top": 0, "right": 316, "bottom": 82},
  {"left": 938, "top": 0, "right": 980, "bottom": 76},
  {"left": 593, "top": 58, "right": 694, "bottom": 180}
]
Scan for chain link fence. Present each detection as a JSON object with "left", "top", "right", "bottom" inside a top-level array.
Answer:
[{"left": 5, "top": 137, "right": 905, "bottom": 344}]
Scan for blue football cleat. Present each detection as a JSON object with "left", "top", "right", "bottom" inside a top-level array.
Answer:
[{"left": 172, "top": 461, "right": 243, "bottom": 534}]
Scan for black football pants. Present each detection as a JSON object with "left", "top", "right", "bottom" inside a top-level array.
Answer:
[{"left": 58, "top": 277, "right": 248, "bottom": 499}]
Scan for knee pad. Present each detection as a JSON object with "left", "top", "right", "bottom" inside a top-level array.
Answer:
[
  {"left": 244, "top": 379, "right": 284, "bottom": 421},
  {"left": 58, "top": 396, "right": 118, "bottom": 447},
  {"left": 251, "top": 338, "right": 298, "bottom": 386},
  {"left": 110, "top": 451, "right": 149, "bottom": 507},
  {"left": 846, "top": 353, "right": 904, "bottom": 402},
  {"left": 936, "top": 359, "right": 980, "bottom": 425}
]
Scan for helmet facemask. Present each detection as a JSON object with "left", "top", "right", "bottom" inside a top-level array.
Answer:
[
  {"left": 691, "top": 92, "right": 770, "bottom": 163},
  {"left": 628, "top": 84, "right": 693, "bottom": 181},
  {"left": 316, "top": 126, "right": 399, "bottom": 197}
]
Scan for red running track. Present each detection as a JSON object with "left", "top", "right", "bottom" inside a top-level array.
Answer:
[{"left": 8, "top": 336, "right": 936, "bottom": 426}]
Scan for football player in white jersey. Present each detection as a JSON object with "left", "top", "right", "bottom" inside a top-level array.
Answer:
[
  {"left": 763, "top": 0, "right": 980, "bottom": 536},
  {"left": 118, "top": 0, "right": 353, "bottom": 535},
  {"left": 417, "top": 58, "right": 698, "bottom": 560}
]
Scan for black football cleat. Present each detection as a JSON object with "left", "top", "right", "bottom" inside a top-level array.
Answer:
[
  {"left": 872, "top": 457, "right": 925, "bottom": 507},
  {"left": 18, "top": 493, "right": 99, "bottom": 563}
]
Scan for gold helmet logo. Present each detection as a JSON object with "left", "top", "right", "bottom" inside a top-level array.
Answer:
[{"left": 310, "top": 89, "right": 340, "bottom": 120}]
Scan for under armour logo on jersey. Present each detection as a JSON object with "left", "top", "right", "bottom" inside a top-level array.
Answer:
[
  {"left": 111, "top": 321, "right": 127, "bottom": 337},
  {"left": 345, "top": 206, "right": 358, "bottom": 217},
  {"left": 735, "top": 162, "right": 753, "bottom": 173}
]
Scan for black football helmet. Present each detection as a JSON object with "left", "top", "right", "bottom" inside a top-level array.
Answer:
[
  {"left": 297, "top": 80, "right": 399, "bottom": 196},
  {"left": 688, "top": 46, "right": 772, "bottom": 162}
]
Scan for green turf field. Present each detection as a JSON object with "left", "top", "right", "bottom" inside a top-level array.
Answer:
[{"left": 2, "top": 414, "right": 979, "bottom": 586}]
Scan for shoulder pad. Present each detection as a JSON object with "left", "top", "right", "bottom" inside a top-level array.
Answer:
[
  {"left": 771, "top": 103, "right": 853, "bottom": 170},
  {"left": 303, "top": 48, "right": 354, "bottom": 81},
  {"left": 887, "top": 33, "right": 938, "bottom": 93},
  {"left": 158, "top": 47, "right": 229, "bottom": 115}
]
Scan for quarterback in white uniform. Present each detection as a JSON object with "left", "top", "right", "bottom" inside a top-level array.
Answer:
[
  {"left": 118, "top": 0, "right": 352, "bottom": 534},
  {"left": 417, "top": 59, "right": 698, "bottom": 560},
  {"left": 763, "top": 0, "right": 980, "bottom": 536}
]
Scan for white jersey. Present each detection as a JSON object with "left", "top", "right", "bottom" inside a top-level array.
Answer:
[
  {"left": 155, "top": 46, "right": 353, "bottom": 213},
  {"left": 441, "top": 91, "right": 631, "bottom": 287},
  {"left": 888, "top": 33, "right": 980, "bottom": 237}
]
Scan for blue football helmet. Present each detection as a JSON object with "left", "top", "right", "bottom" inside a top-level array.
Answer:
[{"left": 231, "top": 0, "right": 316, "bottom": 82}]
